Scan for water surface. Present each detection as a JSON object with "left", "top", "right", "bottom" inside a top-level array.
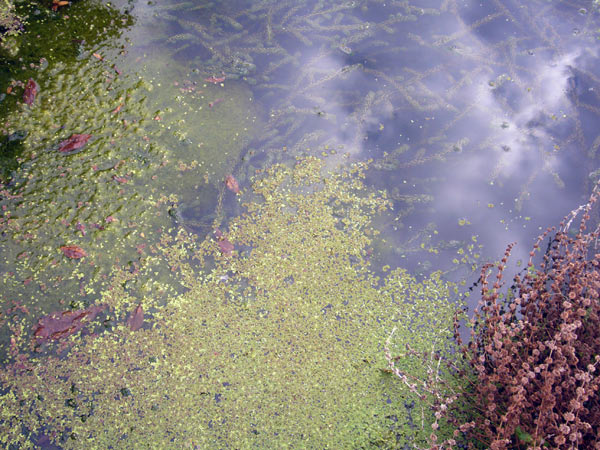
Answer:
[{"left": 1, "top": 0, "right": 599, "bottom": 448}]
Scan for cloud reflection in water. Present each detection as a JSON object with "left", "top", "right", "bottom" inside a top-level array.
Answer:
[{"left": 123, "top": 0, "right": 600, "bottom": 281}]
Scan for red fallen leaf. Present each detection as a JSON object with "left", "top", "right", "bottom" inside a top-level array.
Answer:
[
  {"left": 214, "top": 228, "right": 234, "bottom": 255},
  {"left": 58, "top": 134, "right": 92, "bottom": 153},
  {"left": 127, "top": 304, "right": 144, "bottom": 331},
  {"left": 6, "top": 300, "right": 30, "bottom": 316},
  {"left": 218, "top": 239, "right": 234, "bottom": 256},
  {"left": 23, "top": 78, "right": 38, "bottom": 106},
  {"left": 33, "top": 304, "right": 105, "bottom": 344},
  {"left": 75, "top": 222, "right": 86, "bottom": 236},
  {"left": 112, "top": 175, "right": 128, "bottom": 184},
  {"left": 204, "top": 76, "right": 225, "bottom": 84},
  {"left": 52, "top": 0, "right": 69, "bottom": 10},
  {"left": 225, "top": 175, "right": 240, "bottom": 194},
  {"left": 60, "top": 245, "right": 87, "bottom": 259}
]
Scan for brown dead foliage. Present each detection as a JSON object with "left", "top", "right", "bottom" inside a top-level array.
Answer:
[
  {"left": 437, "top": 187, "right": 600, "bottom": 449},
  {"left": 390, "top": 187, "right": 600, "bottom": 449}
]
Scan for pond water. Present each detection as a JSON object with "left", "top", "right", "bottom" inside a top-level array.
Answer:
[
  {"left": 1, "top": 0, "right": 599, "bottom": 448},
  {"left": 123, "top": 0, "right": 600, "bottom": 274}
]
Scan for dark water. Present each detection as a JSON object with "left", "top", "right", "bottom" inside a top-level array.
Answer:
[{"left": 1, "top": 0, "right": 600, "bottom": 448}]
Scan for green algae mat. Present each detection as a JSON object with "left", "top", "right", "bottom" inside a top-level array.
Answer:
[
  {"left": 0, "top": 156, "right": 461, "bottom": 448},
  {"left": 0, "top": 11, "right": 461, "bottom": 445}
]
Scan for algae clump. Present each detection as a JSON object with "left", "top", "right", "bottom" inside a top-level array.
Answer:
[{"left": 0, "top": 156, "right": 461, "bottom": 449}]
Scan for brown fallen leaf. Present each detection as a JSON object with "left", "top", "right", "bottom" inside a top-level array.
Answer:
[
  {"left": 225, "top": 175, "right": 240, "bottom": 194},
  {"left": 33, "top": 304, "right": 105, "bottom": 344},
  {"left": 52, "top": 0, "right": 69, "bottom": 9},
  {"left": 127, "top": 304, "right": 144, "bottom": 331},
  {"left": 204, "top": 76, "right": 225, "bottom": 84},
  {"left": 58, "top": 134, "right": 92, "bottom": 153},
  {"left": 22, "top": 78, "right": 38, "bottom": 106},
  {"left": 214, "top": 229, "right": 234, "bottom": 256},
  {"left": 60, "top": 245, "right": 87, "bottom": 259},
  {"left": 218, "top": 239, "right": 234, "bottom": 256}
]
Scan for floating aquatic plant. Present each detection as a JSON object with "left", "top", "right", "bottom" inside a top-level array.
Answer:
[{"left": 0, "top": 156, "right": 463, "bottom": 449}]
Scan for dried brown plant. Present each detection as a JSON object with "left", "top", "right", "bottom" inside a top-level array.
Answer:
[
  {"left": 388, "top": 185, "right": 600, "bottom": 449},
  {"left": 455, "top": 186, "right": 600, "bottom": 449}
]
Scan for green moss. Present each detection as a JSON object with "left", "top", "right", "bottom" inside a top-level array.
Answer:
[
  {"left": 0, "top": 156, "right": 462, "bottom": 449},
  {"left": 124, "top": 54, "right": 260, "bottom": 191},
  {"left": 0, "top": 9, "right": 260, "bottom": 359},
  {"left": 0, "top": 55, "right": 171, "bottom": 341},
  {"left": 0, "top": 0, "right": 23, "bottom": 58},
  {"left": 1, "top": 0, "right": 132, "bottom": 104}
]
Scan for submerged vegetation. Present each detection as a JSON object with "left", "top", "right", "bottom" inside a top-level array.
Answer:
[{"left": 0, "top": 0, "right": 259, "bottom": 365}]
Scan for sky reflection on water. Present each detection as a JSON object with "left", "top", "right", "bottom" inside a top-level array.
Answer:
[{"left": 122, "top": 0, "right": 600, "bottom": 284}]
